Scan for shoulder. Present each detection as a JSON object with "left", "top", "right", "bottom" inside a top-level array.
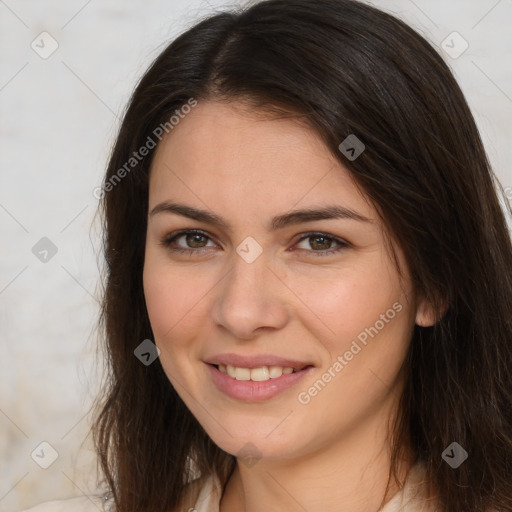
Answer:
[{"left": 19, "top": 495, "right": 108, "bottom": 512}]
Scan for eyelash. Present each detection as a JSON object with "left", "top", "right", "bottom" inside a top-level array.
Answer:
[{"left": 159, "top": 229, "right": 350, "bottom": 257}]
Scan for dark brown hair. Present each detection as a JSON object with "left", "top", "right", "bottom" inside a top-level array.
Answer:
[{"left": 91, "top": 1, "right": 512, "bottom": 511}]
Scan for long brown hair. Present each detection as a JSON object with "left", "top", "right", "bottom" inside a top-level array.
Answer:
[{"left": 91, "top": 1, "right": 512, "bottom": 510}]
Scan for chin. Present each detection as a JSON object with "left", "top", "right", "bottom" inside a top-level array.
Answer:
[{"left": 198, "top": 415, "right": 307, "bottom": 462}]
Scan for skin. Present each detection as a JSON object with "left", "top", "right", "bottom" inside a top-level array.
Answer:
[{"left": 143, "top": 100, "right": 437, "bottom": 512}]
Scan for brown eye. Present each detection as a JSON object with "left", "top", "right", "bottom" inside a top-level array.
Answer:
[
  {"left": 161, "top": 229, "right": 216, "bottom": 254},
  {"left": 309, "top": 235, "right": 332, "bottom": 251},
  {"left": 295, "top": 232, "right": 349, "bottom": 256},
  {"left": 183, "top": 233, "right": 208, "bottom": 248}
]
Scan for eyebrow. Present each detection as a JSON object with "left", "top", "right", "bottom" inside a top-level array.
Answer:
[{"left": 149, "top": 201, "right": 371, "bottom": 231}]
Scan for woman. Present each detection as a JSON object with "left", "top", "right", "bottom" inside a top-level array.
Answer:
[{"left": 22, "top": 0, "right": 512, "bottom": 511}]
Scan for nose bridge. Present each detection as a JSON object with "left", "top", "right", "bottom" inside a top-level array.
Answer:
[
  {"left": 223, "top": 245, "right": 271, "bottom": 308},
  {"left": 212, "top": 242, "right": 288, "bottom": 338}
]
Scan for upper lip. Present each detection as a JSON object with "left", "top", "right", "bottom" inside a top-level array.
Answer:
[{"left": 205, "top": 353, "right": 313, "bottom": 370}]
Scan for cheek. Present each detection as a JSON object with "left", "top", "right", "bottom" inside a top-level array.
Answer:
[
  {"left": 142, "top": 265, "right": 196, "bottom": 394},
  {"left": 142, "top": 256, "right": 217, "bottom": 366},
  {"left": 143, "top": 259, "right": 190, "bottom": 357},
  {"left": 288, "top": 256, "right": 407, "bottom": 352},
  {"left": 291, "top": 272, "right": 412, "bottom": 435},
  {"left": 143, "top": 265, "right": 174, "bottom": 338}
]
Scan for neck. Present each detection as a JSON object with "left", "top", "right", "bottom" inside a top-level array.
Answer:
[{"left": 220, "top": 396, "right": 414, "bottom": 512}]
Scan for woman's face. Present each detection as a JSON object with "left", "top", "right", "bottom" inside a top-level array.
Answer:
[{"left": 143, "top": 100, "right": 424, "bottom": 462}]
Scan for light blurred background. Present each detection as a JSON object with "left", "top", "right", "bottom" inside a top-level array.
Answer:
[{"left": 1, "top": 0, "right": 511, "bottom": 510}]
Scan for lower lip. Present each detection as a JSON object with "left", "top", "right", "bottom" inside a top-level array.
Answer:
[{"left": 206, "top": 364, "right": 314, "bottom": 402}]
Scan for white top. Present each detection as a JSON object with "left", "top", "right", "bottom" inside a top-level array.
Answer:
[{"left": 20, "top": 462, "right": 437, "bottom": 512}]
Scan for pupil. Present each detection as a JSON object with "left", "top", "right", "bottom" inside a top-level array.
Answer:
[{"left": 313, "top": 236, "right": 330, "bottom": 250}]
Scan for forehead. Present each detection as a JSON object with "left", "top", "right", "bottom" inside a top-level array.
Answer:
[{"left": 148, "top": 100, "right": 374, "bottom": 222}]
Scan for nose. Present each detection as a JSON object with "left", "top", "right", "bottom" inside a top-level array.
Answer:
[{"left": 211, "top": 248, "right": 290, "bottom": 340}]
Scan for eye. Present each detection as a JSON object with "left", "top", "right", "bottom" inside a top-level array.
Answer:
[
  {"left": 294, "top": 232, "right": 349, "bottom": 256},
  {"left": 160, "top": 229, "right": 217, "bottom": 255}
]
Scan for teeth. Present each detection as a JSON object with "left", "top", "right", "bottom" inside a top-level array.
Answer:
[
  {"left": 218, "top": 364, "right": 300, "bottom": 381},
  {"left": 269, "top": 365, "right": 284, "bottom": 378},
  {"left": 249, "top": 366, "right": 269, "bottom": 381},
  {"left": 235, "top": 367, "right": 251, "bottom": 380}
]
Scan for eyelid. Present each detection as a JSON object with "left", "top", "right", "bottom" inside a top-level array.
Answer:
[{"left": 295, "top": 231, "right": 349, "bottom": 245}]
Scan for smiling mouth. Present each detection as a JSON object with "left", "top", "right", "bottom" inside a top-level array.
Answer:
[{"left": 211, "top": 363, "right": 312, "bottom": 382}]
